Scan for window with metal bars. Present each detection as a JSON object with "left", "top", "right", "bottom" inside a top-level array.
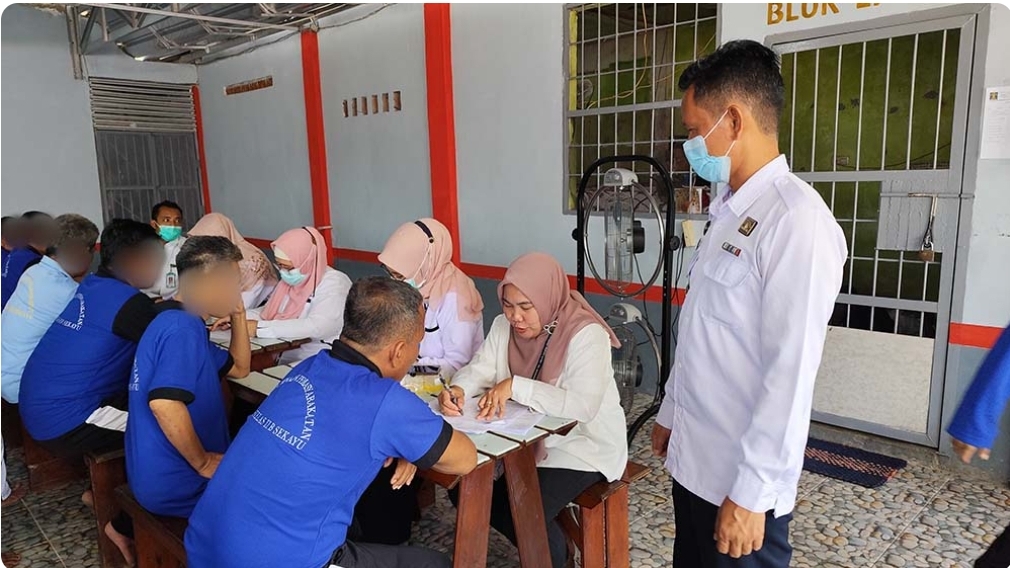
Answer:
[{"left": 564, "top": 3, "right": 719, "bottom": 214}]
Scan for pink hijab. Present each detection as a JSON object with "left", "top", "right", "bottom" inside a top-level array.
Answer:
[
  {"left": 378, "top": 218, "right": 483, "bottom": 322},
  {"left": 498, "top": 252, "right": 620, "bottom": 386},
  {"left": 188, "top": 213, "right": 277, "bottom": 292},
  {"left": 260, "top": 226, "right": 328, "bottom": 321}
]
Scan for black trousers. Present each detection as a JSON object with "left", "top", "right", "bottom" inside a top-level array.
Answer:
[
  {"left": 672, "top": 478, "right": 792, "bottom": 568},
  {"left": 37, "top": 393, "right": 129, "bottom": 458},
  {"left": 976, "top": 524, "right": 1010, "bottom": 568},
  {"left": 451, "top": 467, "right": 604, "bottom": 568},
  {"left": 327, "top": 540, "right": 450, "bottom": 568},
  {"left": 351, "top": 464, "right": 419, "bottom": 545}
]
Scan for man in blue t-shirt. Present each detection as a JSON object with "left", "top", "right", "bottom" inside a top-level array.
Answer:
[
  {"left": 947, "top": 323, "right": 1010, "bottom": 568},
  {"left": 2, "top": 214, "right": 99, "bottom": 404},
  {"left": 1, "top": 211, "right": 57, "bottom": 308},
  {"left": 127, "top": 236, "right": 252, "bottom": 518},
  {"left": 186, "top": 277, "right": 478, "bottom": 568},
  {"left": 19, "top": 218, "right": 166, "bottom": 456}
]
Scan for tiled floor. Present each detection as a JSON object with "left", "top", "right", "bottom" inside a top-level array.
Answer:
[{"left": 2, "top": 395, "right": 1007, "bottom": 567}]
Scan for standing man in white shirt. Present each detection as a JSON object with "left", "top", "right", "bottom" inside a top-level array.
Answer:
[
  {"left": 652, "top": 40, "right": 847, "bottom": 567},
  {"left": 144, "top": 200, "right": 187, "bottom": 301}
]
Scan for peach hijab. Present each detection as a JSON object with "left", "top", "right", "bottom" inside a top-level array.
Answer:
[
  {"left": 378, "top": 218, "right": 483, "bottom": 322},
  {"left": 188, "top": 213, "right": 277, "bottom": 293},
  {"left": 498, "top": 252, "right": 620, "bottom": 385}
]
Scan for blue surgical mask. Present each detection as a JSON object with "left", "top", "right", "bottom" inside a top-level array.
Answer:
[
  {"left": 158, "top": 225, "right": 183, "bottom": 243},
  {"left": 279, "top": 268, "right": 307, "bottom": 286},
  {"left": 403, "top": 278, "right": 421, "bottom": 290},
  {"left": 683, "top": 109, "right": 737, "bottom": 184}
]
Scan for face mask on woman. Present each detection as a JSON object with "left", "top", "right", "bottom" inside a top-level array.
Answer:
[{"left": 279, "top": 268, "right": 307, "bottom": 286}]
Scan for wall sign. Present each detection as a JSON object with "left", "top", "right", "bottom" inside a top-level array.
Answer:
[
  {"left": 225, "top": 76, "right": 274, "bottom": 96},
  {"left": 767, "top": 3, "right": 880, "bottom": 26}
]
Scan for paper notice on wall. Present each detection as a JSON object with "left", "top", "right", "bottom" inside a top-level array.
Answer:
[{"left": 980, "top": 87, "right": 1010, "bottom": 160}]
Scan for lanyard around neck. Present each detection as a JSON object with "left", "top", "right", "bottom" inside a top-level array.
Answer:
[{"left": 529, "top": 321, "right": 558, "bottom": 382}]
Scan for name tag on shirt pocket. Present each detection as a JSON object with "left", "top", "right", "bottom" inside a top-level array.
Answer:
[
  {"left": 702, "top": 246, "right": 751, "bottom": 288},
  {"left": 699, "top": 247, "right": 752, "bottom": 329}
]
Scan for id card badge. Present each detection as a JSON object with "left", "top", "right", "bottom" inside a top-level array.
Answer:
[{"left": 166, "top": 266, "right": 178, "bottom": 290}]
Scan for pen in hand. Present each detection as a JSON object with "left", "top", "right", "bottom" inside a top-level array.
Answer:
[{"left": 438, "top": 374, "right": 462, "bottom": 413}]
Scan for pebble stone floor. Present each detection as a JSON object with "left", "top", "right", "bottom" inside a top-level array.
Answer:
[{"left": 2, "top": 394, "right": 1007, "bottom": 567}]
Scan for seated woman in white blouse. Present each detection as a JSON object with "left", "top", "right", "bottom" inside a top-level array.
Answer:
[
  {"left": 350, "top": 218, "right": 485, "bottom": 546},
  {"left": 248, "top": 226, "right": 351, "bottom": 364},
  {"left": 378, "top": 218, "right": 484, "bottom": 376},
  {"left": 439, "top": 252, "right": 628, "bottom": 568}
]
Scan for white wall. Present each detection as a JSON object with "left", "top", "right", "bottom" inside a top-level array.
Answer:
[
  {"left": 1, "top": 4, "right": 102, "bottom": 224},
  {"left": 960, "top": 3, "right": 1010, "bottom": 328},
  {"left": 318, "top": 3, "right": 432, "bottom": 253},
  {"left": 197, "top": 35, "right": 314, "bottom": 241},
  {"left": 452, "top": 3, "right": 675, "bottom": 280}
]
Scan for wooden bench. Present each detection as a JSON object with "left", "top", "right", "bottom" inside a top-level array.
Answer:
[
  {"left": 115, "top": 485, "right": 188, "bottom": 568},
  {"left": 560, "top": 461, "right": 650, "bottom": 568},
  {"left": 20, "top": 424, "right": 84, "bottom": 491},
  {"left": 85, "top": 449, "right": 128, "bottom": 568}
]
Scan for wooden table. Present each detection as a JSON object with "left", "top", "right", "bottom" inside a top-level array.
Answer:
[
  {"left": 209, "top": 332, "right": 310, "bottom": 373},
  {"left": 227, "top": 370, "right": 577, "bottom": 568}
]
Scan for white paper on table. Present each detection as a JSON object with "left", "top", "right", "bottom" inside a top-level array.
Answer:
[
  {"left": 209, "top": 330, "right": 231, "bottom": 344},
  {"left": 428, "top": 398, "right": 544, "bottom": 436}
]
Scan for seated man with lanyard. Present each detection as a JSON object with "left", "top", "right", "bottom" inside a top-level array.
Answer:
[
  {"left": 1, "top": 211, "right": 57, "bottom": 308},
  {"left": 126, "top": 236, "right": 252, "bottom": 518},
  {"left": 186, "top": 277, "right": 478, "bottom": 568}
]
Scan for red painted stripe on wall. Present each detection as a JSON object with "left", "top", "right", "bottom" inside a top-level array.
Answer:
[
  {"left": 300, "top": 30, "right": 335, "bottom": 264},
  {"left": 192, "top": 85, "right": 213, "bottom": 213},
  {"left": 423, "top": 3, "right": 462, "bottom": 266},
  {"left": 949, "top": 322, "right": 1003, "bottom": 349}
]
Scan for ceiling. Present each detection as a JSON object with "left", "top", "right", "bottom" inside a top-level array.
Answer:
[{"left": 68, "top": 3, "right": 358, "bottom": 64}]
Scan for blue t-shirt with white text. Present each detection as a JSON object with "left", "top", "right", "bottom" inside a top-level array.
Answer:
[
  {"left": 184, "top": 342, "right": 452, "bottom": 568},
  {"left": 19, "top": 272, "right": 159, "bottom": 441},
  {"left": 126, "top": 309, "right": 233, "bottom": 517}
]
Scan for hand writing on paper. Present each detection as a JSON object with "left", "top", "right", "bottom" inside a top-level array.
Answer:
[
  {"left": 477, "top": 378, "right": 513, "bottom": 421},
  {"left": 438, "top": 386, "right": 465, "bottom": 416},
  {"left": 384, "top": 457, "right": 417, "bottom": 490},
  {"left": 715, "top": 497, "right": 765, "bottom": 559}
]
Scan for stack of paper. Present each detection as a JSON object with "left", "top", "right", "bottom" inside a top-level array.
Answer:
[{"left": 428, "top": 397, "right": 544, "bottom": 436}]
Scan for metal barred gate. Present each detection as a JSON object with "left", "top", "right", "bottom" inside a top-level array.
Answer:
[{"left": 773, "top": 13, "right": 977, "bottom": 445}]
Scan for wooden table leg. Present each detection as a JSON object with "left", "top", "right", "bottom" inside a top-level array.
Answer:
[
  {"left": 604, "top": 484, "right": 630, "bottom": 568},
  {"left": 502, "top": 446, "right": 551, "bottom": 568},
  {"left": 452, "top": 460, "right": 495, "bottom": 568}
]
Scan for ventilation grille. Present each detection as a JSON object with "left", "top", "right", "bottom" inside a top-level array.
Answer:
[{"left": 89, "top": 77, "right": 195, "bottom": 133}]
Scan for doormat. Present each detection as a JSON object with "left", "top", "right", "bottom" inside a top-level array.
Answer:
[{"left": 803, "top": 438, "right": 907, "bottom": 489}]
